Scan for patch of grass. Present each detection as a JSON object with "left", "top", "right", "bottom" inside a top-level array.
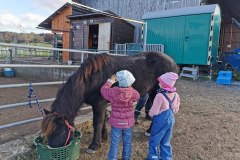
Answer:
[
  {"left": 0, "top": 42, "right": 53, "bottom": 59},
  {"left": 233, "top": 70, "right": 240, "bottom": 81},
  {"left": 22, "top": 42, "right": 52, "bottom": 48},
  {"left": 199, "top": 76, "right": 212, "bottom": 80}
]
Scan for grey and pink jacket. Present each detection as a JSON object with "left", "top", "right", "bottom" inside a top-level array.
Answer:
[{"left": 101, "top": 80, "right": 140, "bottom": 129}]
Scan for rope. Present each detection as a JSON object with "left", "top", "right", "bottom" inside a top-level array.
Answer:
[{"left": 28, "top": 83, "right": 45, "bottom": 117}]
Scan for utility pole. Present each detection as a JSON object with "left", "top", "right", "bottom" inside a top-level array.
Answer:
[{"left": 14, "top": 33, "right": 17, "bottom": 60}]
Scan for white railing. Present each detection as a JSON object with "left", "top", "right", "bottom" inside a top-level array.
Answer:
[
  {"left": 115, "top": 44, "right": 127, "bottom": 55},
  {"left": 0, "top": 44, "right": 129, "bottom": 130},
  {"left": 0, "top": 80, "right": 92, "bottom": 129},
  {"left": 114, "top": 43, "right": 165, "bottom": 55},
  {"left": 0, "top": 81, "right": 65, "bottom": 89},
  {"left": 144, "top": 44, "right": 165, "bottom": 52},
  {"left": 0, "top": 64, "right": 79, "bottom": 68},
  {"left": 0, "top": 43, "right": 125, "bottom": 65},
  {"left": 0, "top": 43, "right": 122, "bottom": 130}
]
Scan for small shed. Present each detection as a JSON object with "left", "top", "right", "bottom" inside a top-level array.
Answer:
[
  {"left": 142, "top": 4, "right": 221, "bottom": 65},
  {"left": 37, "top": 2, "right": 92, "bottom": 63},
  {"left": 68, "top": 11, "right": 135, "bottom": 61},
  {"left": 206, "top": 0, "right": 240, "bottom": 58}
]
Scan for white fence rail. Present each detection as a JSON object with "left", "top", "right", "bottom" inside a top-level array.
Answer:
[
  {"left": 0, "top": 43, "right": 125, "bottom": 65},
  {"left": 0, "top": 81, "right": 65, "bottom": 89},
  {"left": 0, "top": 64, "right": 79, "bottom": 68},
  {"left": 144, "top": 44, "right": 165, "bottom": 52},
  {"left": 114, "top": 43, "right": 164, "bottom": 55},
  {"left": 0, "top": 44, "right": 111, "bottom": 130},
  {"left": 0, "top": 98, "right": 56, "bottom": 110},
  {"left": 0, "top": 80, "right": 92, "bottom": 129},
  {"left": 115, "top": 44, "right": 127, "bottom": 55},
  {"left": 0, "top": 106, "right": 93, "bottom": 130}
]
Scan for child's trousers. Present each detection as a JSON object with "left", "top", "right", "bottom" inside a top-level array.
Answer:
[
  {"left": 134, "top": 93, "right": 150, "bottom": 117},
  {"left": 108, "top": 126, "right": 133, "bottom": 160},
  {"left": 148, "top": 109, "right": 175, "bottom": 160}
]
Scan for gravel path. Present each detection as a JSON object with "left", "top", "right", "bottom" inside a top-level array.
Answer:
[{"left": 1, "top": 76, "right": 240, "bottom": 160}]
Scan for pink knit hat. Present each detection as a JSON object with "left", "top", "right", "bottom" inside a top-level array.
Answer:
[{"left": 157, "top": 72, "right": 179, "bottom": 91}]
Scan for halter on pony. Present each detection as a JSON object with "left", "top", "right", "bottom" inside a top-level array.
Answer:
[{"left": 53, "top": 112, "right": 75, "bottom": 146}]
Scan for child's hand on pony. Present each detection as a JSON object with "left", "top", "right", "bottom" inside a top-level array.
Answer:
[{"left": 110, "top": 74, "right": 117, "bottom": 83}]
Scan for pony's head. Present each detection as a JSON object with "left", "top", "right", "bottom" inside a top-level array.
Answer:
[{"left": 41, "top": 109, "right": 75, "bottom": 148}]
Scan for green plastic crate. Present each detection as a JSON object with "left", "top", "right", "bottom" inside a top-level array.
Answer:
[{"left": 34, "top": 130, "right": 82, "bottom": 160}]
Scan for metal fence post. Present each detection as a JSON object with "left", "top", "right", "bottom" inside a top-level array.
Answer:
[
  {"left": 81, "top": 52, "right": 84, "bottom": 63},
  {"left": 57, "top": 50, "right": 60, "bottom": 65},
  {"left": 8, "top": 49, "right": 12, "bottom": 64},
  {"left": 5, "top": 49, "right": 8, "bottom": 64}
]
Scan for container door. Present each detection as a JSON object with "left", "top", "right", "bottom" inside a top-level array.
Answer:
[
  {"left": 145, "top": 16, "right": 185, "bottom": 64},
  {"left": 183, "top": 14, "right": 211, "bottom": 65},
  {"left": 98, "top": 22, "right": 111, "bottom": 51}
]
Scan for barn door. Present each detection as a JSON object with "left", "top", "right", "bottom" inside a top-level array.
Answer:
[
  {"left": 98, "top": 23, "right": 111, "bottom": 51},
  {"left": 183, "top": 14, "right": 211, "bottom": 65}
]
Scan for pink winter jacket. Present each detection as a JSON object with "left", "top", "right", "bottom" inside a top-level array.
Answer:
[{"left": 101, "top": 80, "right": 140, "bottom": 129}]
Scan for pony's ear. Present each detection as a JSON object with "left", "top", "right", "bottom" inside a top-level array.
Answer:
[{"left": 43, "top": 108, "right": 51, "bottom": 115}]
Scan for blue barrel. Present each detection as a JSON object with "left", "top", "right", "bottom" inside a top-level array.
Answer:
[{"left": 3, "top": 68, "right": 15, "bottom": 78}]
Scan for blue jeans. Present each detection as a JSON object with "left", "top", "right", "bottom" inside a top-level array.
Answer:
[
  {"left": 108, "top": 127, "right": 133, "bottom": 160},
  {"left": 134, "top": 94, "right": 150, "bottom": 117}
]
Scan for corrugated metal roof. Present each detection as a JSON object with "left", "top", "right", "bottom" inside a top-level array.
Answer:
[
  {"left": 207, "top": 0, "right": 240, "bottom": 21},
  {"left": 142, "top": 4, "right": 218, "bottom": 20},
  {"left": 68, "top": 10, "right": 135, "bottom": 28},
  {"left": 37, "top": 2, "right": 93, "bottom": 30},
  {"left": 68, "top": 10, "right": 116, "bottom": 19}
]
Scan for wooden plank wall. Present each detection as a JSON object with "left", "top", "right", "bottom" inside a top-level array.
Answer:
[
  {"left": 52, "top": 6, "right": 72, "bottom": 31},
  {"left": 81, "top": 0, "right": 201, "bottom": 42},
  {"left": 112, "top": 19, "right": 135, "bottom": 46},
  {"left": 220, "top": 22, "right": 240, "bottom": 59},
  {"left": 52, "top": 6, "right": 72, "bottom": 62}
]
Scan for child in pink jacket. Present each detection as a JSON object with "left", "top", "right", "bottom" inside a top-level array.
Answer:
[
  {"left": 101, "top": 70, "right": 140, "bottom": 160},
  {"left": 146, "top": 72, "right": 180, "bottom": 160}
]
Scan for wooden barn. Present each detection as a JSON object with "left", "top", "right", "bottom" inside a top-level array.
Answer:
[
  {"left": 37, "top": 2, "right": 93, "bottom": 63},
  {"left": 68, "top": 11, "right": 135, "bottom": 61}
]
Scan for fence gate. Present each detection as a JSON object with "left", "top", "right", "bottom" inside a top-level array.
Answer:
[
  {"left": 115, "top": 43, "right": 164, "bottom": 55},
  {"left": 144, "top": 44, "right": 164, "bottom": 52}
]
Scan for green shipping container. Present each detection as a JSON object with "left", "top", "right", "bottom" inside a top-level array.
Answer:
[{"left": 142, "top": 4, "right": 221, "bottom": 65}]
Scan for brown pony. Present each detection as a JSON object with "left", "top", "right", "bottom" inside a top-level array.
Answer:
[{"left": 41, "top": 51, "right": 179, "bottom": 153}]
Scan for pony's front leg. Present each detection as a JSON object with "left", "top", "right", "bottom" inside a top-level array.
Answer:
[
  {"left": 87, "top": 103, "right": 107, "bottom": 154},
  {"left": 101, "top": 111, "right": 108, "bottom": 142}
]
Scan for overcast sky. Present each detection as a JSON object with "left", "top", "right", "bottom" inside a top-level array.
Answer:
[{"left": 0, "top": 0, "right": 72, "bottom": 33}]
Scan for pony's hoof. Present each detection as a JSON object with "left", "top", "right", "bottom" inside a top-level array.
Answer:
[
  {"left": 102, "top": 134, "right": 108, "bottom": 142},
  {"left": 86, "top": 148, "right": 96, "bottom": 154}
]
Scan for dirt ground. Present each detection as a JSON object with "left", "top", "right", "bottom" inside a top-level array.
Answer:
[{"left": 1, "top": 76, "right": 240, "bottom": 160}]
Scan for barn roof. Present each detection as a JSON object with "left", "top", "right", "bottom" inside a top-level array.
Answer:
[
  {"left": 142, "top": 4, "right": 218, "bottom": 20},
  {"left": 68, "top": 10, "right": 135, "bottom": 28},
  {"left": 206, "top": 0, "right": 240, "bottom": 22},
  {"left": 68, "top": 10, "right": 115, "bottom": 19},
  {"left": 37, "top": 2, "right": 93, "bottom": 30}
]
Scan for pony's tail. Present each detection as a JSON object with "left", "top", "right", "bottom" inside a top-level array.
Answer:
[{"left": 41, "top": 115, "right": 57, "bottom": 137}]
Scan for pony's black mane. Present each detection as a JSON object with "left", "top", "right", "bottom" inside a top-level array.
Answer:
[
  {"left": 50, "top": 53, "right": 112, "bottom": 121},
  {"left": 76, "top": 53, "right": 111, "bottom": 81}
]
